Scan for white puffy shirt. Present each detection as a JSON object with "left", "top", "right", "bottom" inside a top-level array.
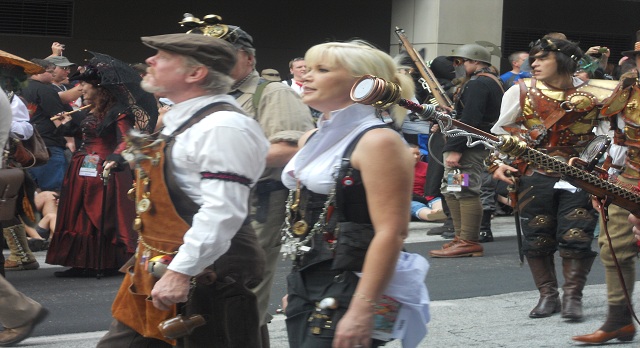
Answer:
[
  {"left": 160, "top": 94, "right": 269, "bottom": 276},
  {"left": 282, "top": 103, "right": 384, "bottom": 193}
]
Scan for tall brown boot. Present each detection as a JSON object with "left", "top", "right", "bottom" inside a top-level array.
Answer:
[
  {"left": 3, "top": 225, "right": 39, "bottom": 271},
  {"left": 526, "top": 255, "right": 561, "bottom": 318},
  {"left": 572, "top": 304, "right": 636, "bottom": 343},
  {"left": 561, "top": 255, "right": 596, "bottom": 320}
]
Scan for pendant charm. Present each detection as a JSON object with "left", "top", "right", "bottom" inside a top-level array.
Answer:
[
  {"left": 133, "top": 216, "right": 143, "bottom": 232},
  {"left": 140, "top": 249, "right": 151, "bottom": 266},
  {"left": 137, "top": 198, "right": 151, "bottom": 213},
  {"left": 292, "top": 220, "right": 309, "bottom": 236},
  {"left": 341, "top": 176, "right": 354, "bottom": 186}
]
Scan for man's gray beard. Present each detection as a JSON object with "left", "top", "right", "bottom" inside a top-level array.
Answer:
[{"left": 141, "top": 80, "right": 165, "bottom": 95}]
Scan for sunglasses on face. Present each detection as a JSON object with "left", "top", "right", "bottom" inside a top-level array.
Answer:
[{"left": 452, "top": 58, "right": 468, "bottom": 66}]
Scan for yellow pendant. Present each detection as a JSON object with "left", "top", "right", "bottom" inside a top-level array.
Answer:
[
  {"left": 133, "top": 216, "right": 142, "bottom": 232},
  {"left": 292, "top": 220, "right": 309, "bottom": 236}
]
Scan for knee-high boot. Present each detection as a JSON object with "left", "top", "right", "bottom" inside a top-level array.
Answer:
[
  {"left": 527, "top": 254, "right": 561, "bottom": 318},
  {"left": 561, "top": 255, "right": 596, "bottom": 320},
  {"left": 3, "top": 225, "right": 39, "bottom": 271}
]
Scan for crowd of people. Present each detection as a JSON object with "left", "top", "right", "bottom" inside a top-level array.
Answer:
[{"left": 2, "top": 14, "right": 640, "bottom": 348}]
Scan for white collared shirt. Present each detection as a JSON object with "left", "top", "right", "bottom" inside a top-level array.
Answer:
[{"left": 161, "top": 94, "right": 269, "bottom": 276}]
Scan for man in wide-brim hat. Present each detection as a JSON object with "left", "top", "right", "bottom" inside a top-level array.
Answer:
[
  {"left": 572, "top": 30, "right": 640, "bottom": 345},
  {"left": 0, "top": 49, "right": 49, "bottom": 347}
]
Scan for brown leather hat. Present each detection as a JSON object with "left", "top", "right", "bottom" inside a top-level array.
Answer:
[{"left": 141, "top": 33, "right": 237, "bottom": 74}]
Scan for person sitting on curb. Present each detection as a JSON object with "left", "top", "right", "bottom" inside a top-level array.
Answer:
[{"left": 410, "top": 144, "right": 446, "bottom": 222}]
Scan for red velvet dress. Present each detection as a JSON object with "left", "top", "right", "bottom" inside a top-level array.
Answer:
[{"left": 46, "top": 112, "right": 136, "bottom": 270}]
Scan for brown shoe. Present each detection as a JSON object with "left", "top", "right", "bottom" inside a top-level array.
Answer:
[
  {"left": 442, "top": 235, "right": 460, "bottom": 249},
  {"left": 0, "top": 306, "right": 48, "bottom": 346},
  {"left": 429, "top": 239, "right": 483, "bottom": 258},
  {"left": 572, "top": 324, "right": 636, "bottom": 344},
  {"left": 4, "top": 260, "right": 39, "bottom": 271}
]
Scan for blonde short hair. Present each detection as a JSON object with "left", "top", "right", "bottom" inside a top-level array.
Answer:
[{"left": 304, "top": 40, "right": 415, "bottom": 126}]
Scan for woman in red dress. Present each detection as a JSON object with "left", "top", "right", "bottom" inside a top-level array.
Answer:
[{"left": 46, "top": 64, "right": 138, "bottom": 277}]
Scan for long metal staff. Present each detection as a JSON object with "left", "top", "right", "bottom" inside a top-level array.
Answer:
[{"left": 97, "top": 167, "right": 111, "bottom": 279}]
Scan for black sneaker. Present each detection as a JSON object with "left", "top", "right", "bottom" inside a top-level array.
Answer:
[
  {"left": 479, "top": 230, "right": 494, "bottom": 243},
  {"left": 427, "top": 218, "right": 454, "bottom": 236},
  {"left": 441, "top": 230, "right": 455, "bottom": 239}
]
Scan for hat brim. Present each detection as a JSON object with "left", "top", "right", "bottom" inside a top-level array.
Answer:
[{"left": 0, "top": 50, "right": 45, "bottom": 75}]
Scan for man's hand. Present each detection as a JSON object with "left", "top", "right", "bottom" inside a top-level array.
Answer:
[
  {"left": 629, "top": 214, "right": 640, "bottom": 241},
  {"left": 51, "top": 42, "right": 65, "bottom": 56},
  {"left": 151, "top": 269, "right": 191, "bottom": 311},
  {"left": 444, "top": 151, "right": 462, "bottom": 168},
  {"left": 492, "top": 163, "right": 518, "bottom": 185}
]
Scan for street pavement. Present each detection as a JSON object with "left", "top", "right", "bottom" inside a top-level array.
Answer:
[{"left": 10, "top": 216, "right": 640, "bottom": 347}]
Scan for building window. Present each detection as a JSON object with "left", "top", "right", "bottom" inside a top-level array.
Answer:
[{"left": 0, "top": 0, "right": 73, "bottom": 37}]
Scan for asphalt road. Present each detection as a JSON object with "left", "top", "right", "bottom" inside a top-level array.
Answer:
[{"left": 4, "top": 216, "right": 640, "bottom": 347}]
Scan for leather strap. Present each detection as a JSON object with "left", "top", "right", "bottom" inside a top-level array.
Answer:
[{"left": 476, "top": 72, "right": 505, "bottom": 94}]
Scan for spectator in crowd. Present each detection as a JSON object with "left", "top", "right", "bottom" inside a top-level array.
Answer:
[
  {"left": 21, "top": 58, "right": 68, "bottom": 192},
  {"left": 410, "top": 144, "right": 446, "bottom": 222},
  {"left": 500, "top": 51, "right": 530, "bottom": 88},
  {"left": 282, "top": 57, "right": 305, "bottom": 94},
  {"left": 0, "top": 48, "right": 49, "bottom": 347},
  {"left": 1, "top": 52, "right": 43, "bottom": 271},
  {"left": 261, "top": 68, "right": 281, "bottom": 82}
]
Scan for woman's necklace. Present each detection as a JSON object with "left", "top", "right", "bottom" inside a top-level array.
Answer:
[{"left": 281, "top": 179, "right": 336, "bottom": 261}]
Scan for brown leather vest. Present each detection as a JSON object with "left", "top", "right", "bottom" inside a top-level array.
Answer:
[
  {"left": 111, "top": 139, "right": 186, "bottom": 344},
  {"left": 513, "top": 78, "right": 617, "bottom": 159}
]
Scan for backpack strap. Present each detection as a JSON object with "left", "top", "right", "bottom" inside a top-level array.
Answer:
[{"left": 252, "top": 80, "right": 276, "bottom": 112}]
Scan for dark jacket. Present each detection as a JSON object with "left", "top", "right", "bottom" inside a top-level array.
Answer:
[{"left": 443, "top": 71, "right": 503, "bottom": 153}]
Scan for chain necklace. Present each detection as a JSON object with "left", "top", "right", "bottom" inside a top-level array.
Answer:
[{"left": 281, "top": 181, "right": 337, "bottom": 261}]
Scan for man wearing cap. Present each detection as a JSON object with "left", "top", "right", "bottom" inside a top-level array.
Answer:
[
  {"left": 210, "top": 21, "right": 314, "bottom": 347},
  {"left": 428, "top": 43, "right": 503, "bottom": 258},
  {"left": 97, "top": 33, "right": 269, "bottom": 347},
  {"left": 573, "top": 31, "right": 640, "bottom": 344},
  {"left": 0, "top": 49, "right": 49, "bottom": 347},
  {"left": 261, "top": 68, "right": 281, "bottom": 82},
  {"left": 44, "top": 56, "right": 82, "bottom": 110},
  {"left": 21, "top": 58, "right": 68, "bottom": 192}
]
